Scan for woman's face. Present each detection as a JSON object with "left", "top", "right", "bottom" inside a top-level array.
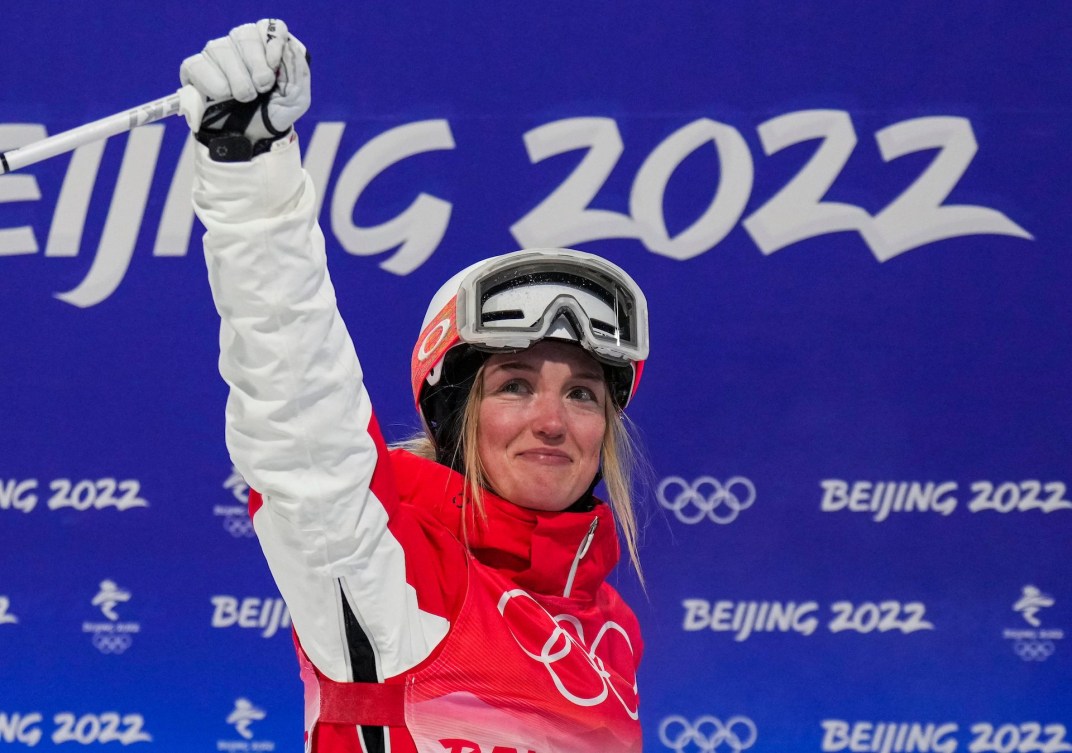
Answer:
[{"left": 477, "top": 340, "right": 608, "bottom": 512}]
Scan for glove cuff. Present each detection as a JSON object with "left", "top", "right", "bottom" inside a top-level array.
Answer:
[{"left": 196, "top": 129, "right": 292, "bottom": 162}]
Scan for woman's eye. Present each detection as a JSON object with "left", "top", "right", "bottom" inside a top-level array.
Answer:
[
  {"left": 500, "top": 379, "right": 528, "bottom": 394},
  {"left": 569, "top": 386, "right": 598, "bottom": 402}
]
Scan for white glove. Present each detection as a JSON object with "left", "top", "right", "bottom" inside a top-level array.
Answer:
[{"left": 180, "top": 19, "right": 310, "bottom": 160}]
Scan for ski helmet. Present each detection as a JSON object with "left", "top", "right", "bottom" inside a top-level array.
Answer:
[{"left": 410, "top": 248, "right": 649, "bottom": 463}]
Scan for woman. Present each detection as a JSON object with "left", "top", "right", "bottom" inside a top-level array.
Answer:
[{"left": 185, "top": 20, "right": 649, "bottom": 753}]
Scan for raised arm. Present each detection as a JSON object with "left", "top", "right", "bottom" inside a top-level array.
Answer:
[
  {"left": 186, "top": 21, "right": 451, "bottom": 684},
  {"left": 189, "top": 20, "right": 381, "bottom": 579}
]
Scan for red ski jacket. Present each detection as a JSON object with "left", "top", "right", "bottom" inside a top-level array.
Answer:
[{"left": 194, "top": 137, "right": 643, "bottom": 753}]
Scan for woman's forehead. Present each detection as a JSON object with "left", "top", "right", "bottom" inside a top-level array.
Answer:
[{"left": 485, "top": 341, "right": 603, "bottom": 378}]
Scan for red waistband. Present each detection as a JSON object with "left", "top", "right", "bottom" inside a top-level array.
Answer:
[{"left": 318, "top": 677, "right": 407, "bottom": 728}]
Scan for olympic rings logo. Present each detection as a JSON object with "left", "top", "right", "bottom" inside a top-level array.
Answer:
[
  {"left": 92, "top": 633, "right": 132, "bottom": 654},
  {"left": 657, "top": 476, "right": 756, "bottom": 525},
  {"left": 223, "top": 516, "right": 255, "bottom": 538},
  {"left": 1013, "top": 639, "right": 1055, "bottom": 661},
  {"left": 659, "top": 715, "right": 758, "bottom": 753},
  {"left": 497, "top": 589, "right": 638, "bottom": 720}
]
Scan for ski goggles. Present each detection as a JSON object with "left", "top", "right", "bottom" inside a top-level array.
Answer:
[{"left": 454, "top": 249, "right": 649, "bottom": 366}]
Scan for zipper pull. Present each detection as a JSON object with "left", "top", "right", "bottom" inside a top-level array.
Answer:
[{"left": 563, "top": 517, "right": 599, "bottom": 598}]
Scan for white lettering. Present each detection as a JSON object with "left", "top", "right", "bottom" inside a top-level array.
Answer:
[
  {"left": 848, "top": 482, "right": 871, "bottom": 512},
  {"left": 2, "top": 113, "right": 1033, "bottom": 307},
  {"left": 872, "top": 117, "right": 1032, "bottom": 261},
  {"left": 330, "top": 119, "right": 454, "bottom": 275},
  {"left": 632, "top": 118, "right": 753, "bottom": 260},
  {"left": 152, "top": 135, "right": 195, "bottom": 257},
  {"left": 0, "top": 712, "right": 43, "bottom": 745},
  {"left": 821, "top": 719, "right": 850, "bottom": 751},
  {"left": 682, "top": 599, "right": 710, "bottom": 630},
  {"left": 211, "top": 596, "right": 238, "bottom": 628},
  {"left": 744, "top": 110, "right": 874, "bottom": 255},
  {"left": 510, "top": 117, "right": 637, "bottom": 249},
  {"left": 0, "top": 596, "right": 17, "bottom": 625},
  {"left": 259, "top": 598, "right": 289, "bottom": 639},
  {"left": 52, "top": 712, "right": 152, "bottom": 745},
  {"left": 686, "top": 600, "right": 819, "bottom": 640},
  {"left": 710, "top": 600, "right": 734, "bottom": 631},
  {"left": 0, "top": 479, "right": 38, "bottom": 513},
  {"left": 237, "top": 598, "right": 259, "bottom": 629},
  {"left": 821, "top": 720, "right": 958, "bottom": 753},
  {"left": 45, "top": 140, "right": 105, "bottom": 256},
  {"left": 212, "top": 596, "right": 290, "bottom": 638},
  {"left": 0, "top": 125, "right": 46, "bottom": 255},
  {"left": 820, "top": 479, "right": 849, "bottom": 511},
  {"left": 303, "top": 122, "right": 346, "bottom": 219},
  {"left": 821, "top": 480, "right": 959, "bottom": 521},
  {"left": 55, "top": 126, "right": 165, "bottom": 307}
]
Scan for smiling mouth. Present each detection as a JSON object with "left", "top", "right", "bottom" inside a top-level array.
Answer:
[{"left": 518, "top": 449, "right": 572, "bottom": 463}]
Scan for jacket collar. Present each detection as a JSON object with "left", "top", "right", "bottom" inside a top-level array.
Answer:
[{"left": 392, "top": 449, "right": 620, "bottom": 600}]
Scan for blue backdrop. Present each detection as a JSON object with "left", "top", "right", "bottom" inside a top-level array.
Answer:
[{"left": 1, "top": 2, "right": 1069, "bottom": 751}]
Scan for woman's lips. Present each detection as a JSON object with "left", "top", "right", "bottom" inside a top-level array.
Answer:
[{"left": 517, "top": 448, "right": 571, "bottom": 464}]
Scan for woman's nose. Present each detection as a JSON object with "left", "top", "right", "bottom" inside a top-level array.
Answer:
[{"left": 530, "top": 393, "right": 567, "bottom": 439}]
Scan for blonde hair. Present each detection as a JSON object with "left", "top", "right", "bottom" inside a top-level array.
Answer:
[{"left": 401, "top": 362, "right": 645, "bottom": 583}]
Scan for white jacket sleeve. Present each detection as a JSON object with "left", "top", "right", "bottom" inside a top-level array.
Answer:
[{"left": 192, "top": 137, "right": 449, "bottom": 683}]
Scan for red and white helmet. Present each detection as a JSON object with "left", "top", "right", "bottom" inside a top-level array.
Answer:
[{"left": 411, "top": 248, "right": 649, "bottom": 461}]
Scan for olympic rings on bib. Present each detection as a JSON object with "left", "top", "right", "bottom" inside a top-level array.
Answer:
[{"left": 497, "top": 588, "right": 639, "bottom": 719}]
